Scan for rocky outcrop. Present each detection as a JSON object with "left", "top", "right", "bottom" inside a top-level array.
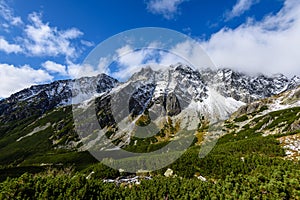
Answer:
[
  {"left": 166, "top": 93, "right": 181, "bottom": 116},
  {"left": 290, "top": 119, "right": 300, "bottom": 132}
]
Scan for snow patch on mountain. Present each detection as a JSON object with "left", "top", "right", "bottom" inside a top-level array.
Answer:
[{"left": 190, "top": 88, "right": 245, "bottom": 121}]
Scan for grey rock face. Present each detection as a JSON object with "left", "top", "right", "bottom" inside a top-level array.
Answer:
[{"left": 166, "top": 93, "right": 181, "bottom": 116}]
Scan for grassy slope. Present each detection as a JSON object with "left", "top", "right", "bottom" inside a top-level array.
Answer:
[{"left": 0, "top": 106, "right": 97, "bottom": 181}]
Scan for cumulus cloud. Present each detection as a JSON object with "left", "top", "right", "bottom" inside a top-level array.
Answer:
[
  {"left": 23, "top": 12, "right": 83, "bottom": 59},
  {"left": 146, "top": 0, "right": 187, "bottom": 19},
  {"left": 0, "top": 63, "right": 53, "bottom": 98},
  {"left": 66, "top": 42, "right": 171, "bottom": 81},
  {"left": 0, "top": 37, "right": 22, "bottom": 53},
  {"left": 0, "top": 0, "right": 23, "bottom": 27},
  {"left": 201, "top": 0, "right": 300, "bottom": 77},
  {"left": 66, "top": 59, "right": 111, "bottom": 79},
  {"left": 66, "top": 63, "right": 82, "bottom": 78},
  {"left": 42, "top": 60, "right": 67, "bottom": 76},
  {"left": 64, "top": 45, "right": 149, "bottom": 80},
  {"left": 37, "top": 58, "right": 111, "bottom": 80},
  {"left": 226, "top": 0, "right": 259, "bottom": 20},
  {"left": 159, "top": 40, "right": 215, "bottom": 69},
  {"left": 0, "top": 2, "right": 98, "bottom": 98},
  {"left": 96, "top": 57, "right": 111, "bottom": 75},
  {"left": 0, "top": 3, "right": 84, "bottom": 60},
  {"left": 112, "top": 45, "right": 162, "bottom": 80}
]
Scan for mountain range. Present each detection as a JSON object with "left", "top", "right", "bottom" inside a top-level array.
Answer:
[
  {"left": 0, "top": 63, "right": 299, "bottom": 178},
  {"left": 1, "top": 64, "right": 299, "bottom": 124}
]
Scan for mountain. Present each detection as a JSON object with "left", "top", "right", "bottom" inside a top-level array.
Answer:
[
  {"left": 0, "top": 74, "right": 118, "bottom": 124},
  {"left": 0, "top": 63, "right": 299, "bottom": 174}
]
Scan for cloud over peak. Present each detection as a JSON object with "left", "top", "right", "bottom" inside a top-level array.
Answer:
[{"left": 202, "top": 0, "right": 300, "bottom": 77}]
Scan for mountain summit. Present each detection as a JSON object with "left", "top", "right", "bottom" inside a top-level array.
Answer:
[{"left": 0, "top": 64, "right": 299, "bottom": 125}]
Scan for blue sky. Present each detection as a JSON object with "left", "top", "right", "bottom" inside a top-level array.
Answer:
[{"left": 0, "top": 0, "right": 299, "bottom": 98}]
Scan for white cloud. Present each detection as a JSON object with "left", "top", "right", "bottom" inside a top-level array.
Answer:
[
  {"left": 0, "top": 3, "right": 84, "bottom": 59},
  {"left": 0, "top": 0, "right": 23, "bottom": 27},
  {"left": 112, "top": 45, "right": 159, "bottom": 80},
  {"left": 42, "top": 60, "right": 67, "bottom": 76},
  {"left": 65, "top": 42, "right": 171, "bottom": 81},
  {"left": 226, "top": 0, "right": 259, "bottom": 20},
  {"left": 66, "top": 63, "right": 82, "bottom": 78},
  {"left": 80, "top": 40, "right": 94, "bottom": 47},
  {"left": 66, "top": 59, "right": 110, "bottom": 79},
  {"left": 61, "top": 45, "right": 145, "bottom": 80},
  {"left": 97, "top": 57, "right": 111, "bottom": 75},
  {"left": 68, "top": 64, "right": 96, "bottom": 78},
  {"left": 116, "top": 45, "right": 132, "bottom": 57},
  {"left": 24, "top": 12, "right": 83, "bottom": 59},
  {"left": 117, "top": 47, "right": 145, "bottom": 67},
  {"left": 159, "top": 40, "right": 215, "bottom": 69},
  {"left": 0, "top": 37, "right": 22, "bottom": 53},
  {"left": 11, "top": 16, "right": 22, "bottom": 26},
  {"left": 146, "top": 0, "right": 187, "bottom": 19},
  {"left": 0, "top": 63, "right": 53, "bottom": 98},
  {"left": 41, "top": 60, "right": 109, "bottom": 79},
  {"left": 201, "top": 0, "right": 300, "bottom": 77}
]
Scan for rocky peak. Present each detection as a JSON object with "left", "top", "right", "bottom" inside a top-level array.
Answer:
[
  {"left": 0, "top": 74, "right": 118, "bottom": 123},
  {"left": 202, "top": 68, "right": 297, "bottom": 103},
  {"left": 130, "top": 66, "right": 155, "bottom": 81},
  {"left": 173, "top": 63, "right": 194, "bottom": 74},
  {"left": 288, "top": 75, "right": 300, "bottom": 90},
  {"left": 131, "top": 63, "right": 207, "bottom": 102}
]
